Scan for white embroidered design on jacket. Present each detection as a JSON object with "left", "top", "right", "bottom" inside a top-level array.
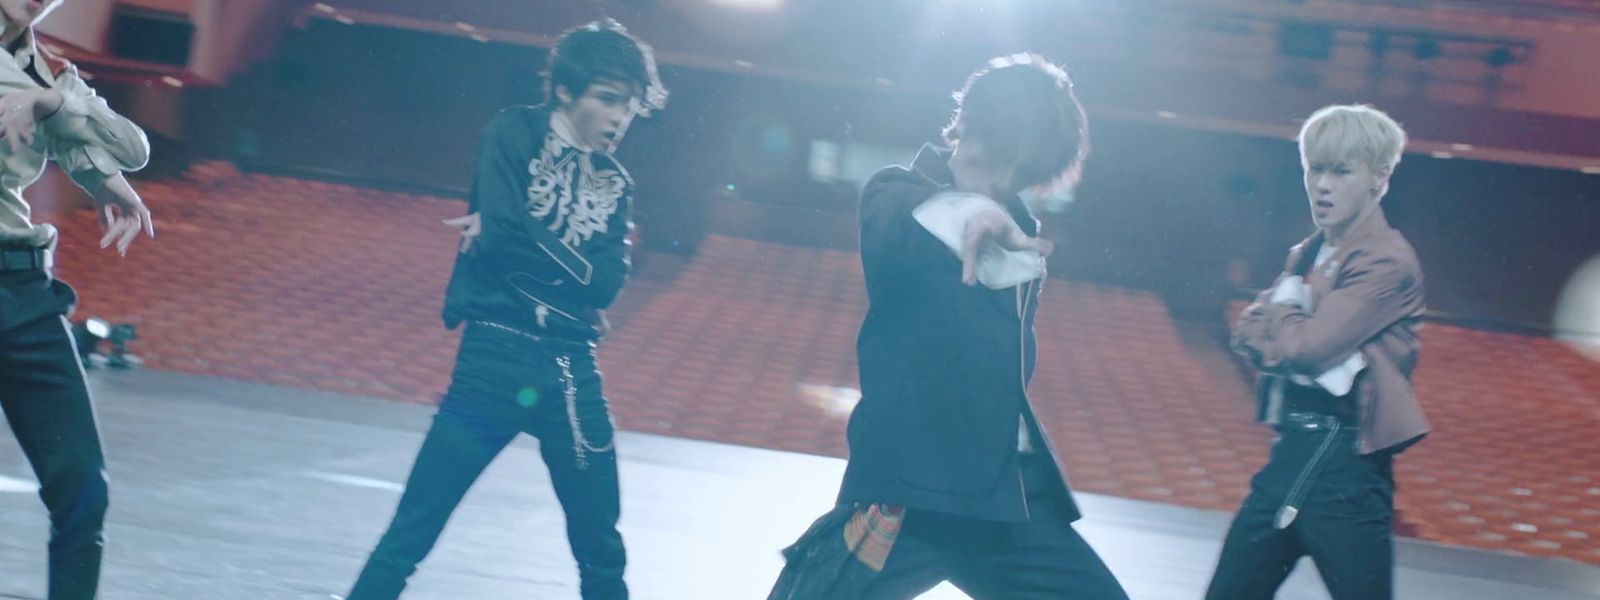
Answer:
[{"left": 526, "top": 132, "right": 624, "bottom": 247}]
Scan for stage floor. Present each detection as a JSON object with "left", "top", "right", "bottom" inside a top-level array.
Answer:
[{"left": 2, "top": 370, "right": 1597, "bottom": 600}]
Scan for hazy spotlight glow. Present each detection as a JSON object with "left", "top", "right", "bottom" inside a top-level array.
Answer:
[
  {"left": 707, "top": 0, "right": 784, "bottom": 10},
  {"left": 1555, "top": 254, "right": 1600, "bottom": 361}
]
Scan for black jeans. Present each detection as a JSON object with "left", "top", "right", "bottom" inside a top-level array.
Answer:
[
  {"left": 348, "top": 322, "right": 626, "bottom": 600},
  {"left": 859, "top": 456, "right": 1129, "bottom": 600},
  {"left": 1205, "top": 417, "right": 1396, "bottom": 600},
  {"left": 0, "top": 270, "right": 109, "bottom": 600}
]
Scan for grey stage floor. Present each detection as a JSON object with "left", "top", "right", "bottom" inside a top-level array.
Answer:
[{"left": 2, "top": 370, "right": 1598, "bottom": 599}]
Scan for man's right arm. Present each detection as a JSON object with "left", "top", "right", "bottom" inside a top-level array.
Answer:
[{"left": 465, "top": 110, "right": 568, "bottom": 280}]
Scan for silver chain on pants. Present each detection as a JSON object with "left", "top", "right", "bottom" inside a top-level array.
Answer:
[{"left": 557, "top": 354, "right": 615, "bottom": 470}]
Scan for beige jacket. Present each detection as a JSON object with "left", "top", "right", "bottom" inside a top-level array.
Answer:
[{"left": 0, "top": 28, "right": 149, "bottom": 247}]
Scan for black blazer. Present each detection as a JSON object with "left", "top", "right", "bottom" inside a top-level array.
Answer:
[{"left": 837, "top": 145, "right": 1078, "bottom": 523}]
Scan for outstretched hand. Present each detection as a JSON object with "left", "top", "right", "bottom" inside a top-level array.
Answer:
[{"left": 959, "top": 208, "right": 1053, "bottom": 286}]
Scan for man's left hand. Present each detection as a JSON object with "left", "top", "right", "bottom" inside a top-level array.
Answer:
[
  {"left": 92, "top": 173, "right": 155, "bottom": 256},
  {"left": 443, "top": 212, "right": 482, "bottom": 253}
]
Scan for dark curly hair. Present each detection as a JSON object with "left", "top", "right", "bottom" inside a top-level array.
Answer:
[
  {"left": 943, "top": 53, "right": 1089, "bottom": 191},
  {"left": 546, "top": 19, "right": 668, "bottom": 115}
]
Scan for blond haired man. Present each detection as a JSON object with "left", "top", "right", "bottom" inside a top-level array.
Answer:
[{"left": 1205, "top": 104, "right": 1427, "bottom": 600}]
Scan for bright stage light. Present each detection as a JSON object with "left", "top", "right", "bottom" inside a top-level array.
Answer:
[{"left": 707, "top": 0, "right": 784, "bottom": 11}]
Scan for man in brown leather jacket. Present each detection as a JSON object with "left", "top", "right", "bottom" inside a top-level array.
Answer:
[{"left": 1206, "top": 104, "right": 1427, "bottom": 600}]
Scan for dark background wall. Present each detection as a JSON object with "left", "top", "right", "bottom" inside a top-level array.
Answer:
[{"left": 197, "top": 21, "right": 1600, "bottom": 333}]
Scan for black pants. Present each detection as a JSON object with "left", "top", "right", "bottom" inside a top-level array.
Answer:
[
  {"left": 348, "top": 323, "right": 626, "bottom": 600},
  {"left": 0, "top": 270, "right": 108, "bottom": 600},
  {"left": 860, "top": 457, "right": 1129, "bottom": 600},
  {"left": 1205, "top": 421, "right": 1396, "bottom": 600}
]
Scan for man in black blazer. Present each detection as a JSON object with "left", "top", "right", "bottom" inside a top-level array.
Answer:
[{"left": 770, "top": 53, "right": 1127, "bottom": 600}]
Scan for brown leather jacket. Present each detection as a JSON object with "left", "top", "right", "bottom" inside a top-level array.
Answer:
[{"left": 1233, "top": 211, "right": 1429, "bottom": 454}]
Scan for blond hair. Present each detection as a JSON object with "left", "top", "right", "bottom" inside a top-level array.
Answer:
[{"left": 1298, "top": 104, "right": 1407, "bottom": 173}]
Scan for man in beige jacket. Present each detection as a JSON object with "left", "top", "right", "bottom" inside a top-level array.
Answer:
[
  {"left": 1205, "top": 104, "right": 1427, "bottom": 600},
  {"left": 0, "top": 1, "right": 153, "bottom": 598}
]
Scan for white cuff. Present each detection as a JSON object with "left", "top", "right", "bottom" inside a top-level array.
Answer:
[
  {"left": 1314, "top": 352, "right": 1367, "bottom": 396},
  {"left": 912, "top": 191, "right": 1046, "bottom": 289},
  {"left": 1288, "top": 351, "right": 1367, "bottom": 396},
  {"left": 1270, "top": 275, "right": 1310, "bottom": 308}
]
